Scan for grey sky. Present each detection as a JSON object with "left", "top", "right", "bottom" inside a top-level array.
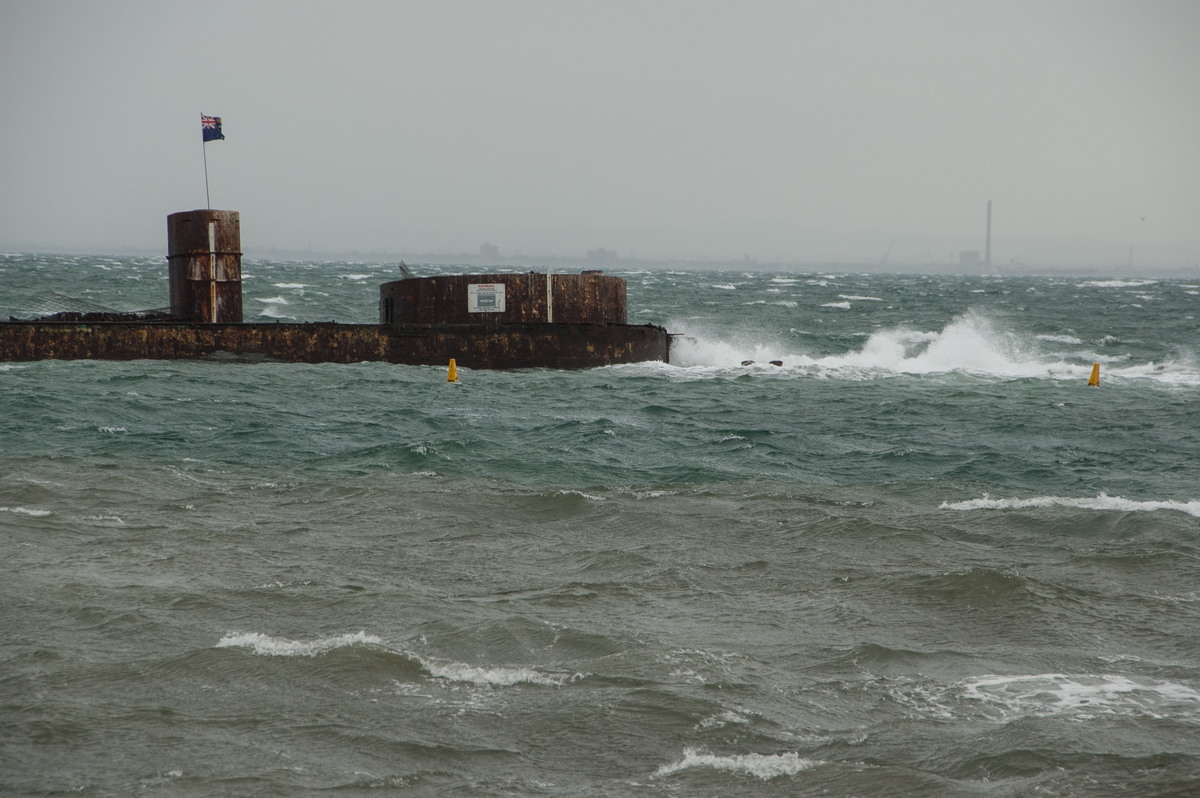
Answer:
[{"left": 2, "top": 0, "right": 1198, "bottom": 269}]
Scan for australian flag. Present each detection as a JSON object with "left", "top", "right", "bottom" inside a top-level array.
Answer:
[{"left": 201, "top": 115, "right": 224, "bottom": 142}]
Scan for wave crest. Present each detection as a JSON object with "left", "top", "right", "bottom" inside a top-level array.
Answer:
[
  {"left": 656, "top": 747, "right": 819, "bottom": 779},
  {"left": 215, "top": 632, "right": 576, "bottom": 686},
  {"left": 940, "top": 494, "right": 1200, "bottom": 517},
  {"left": 216, "top": 631, "right": 383, "bottom": 656}
]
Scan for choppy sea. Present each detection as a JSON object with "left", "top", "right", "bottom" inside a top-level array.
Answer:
[{"left": 2, "top": 253, "right": 1199, "bottom": 796}]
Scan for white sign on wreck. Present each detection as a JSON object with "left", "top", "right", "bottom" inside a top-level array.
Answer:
[{"left": 467, "top": 283, "right": 506, "bottom": 313}]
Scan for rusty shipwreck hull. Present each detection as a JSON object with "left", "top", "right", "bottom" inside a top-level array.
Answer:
[{"left": 0, "top": 321, "right": 670, "bottom": 370}]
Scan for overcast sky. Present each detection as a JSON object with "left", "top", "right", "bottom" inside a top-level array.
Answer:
[{"left": 2, "top": 0, "right": 1198, "bottom": 268}]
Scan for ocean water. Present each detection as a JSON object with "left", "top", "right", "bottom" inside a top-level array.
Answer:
[{"left": 2, "top": 253, "right": 1199, "bottom": 796}]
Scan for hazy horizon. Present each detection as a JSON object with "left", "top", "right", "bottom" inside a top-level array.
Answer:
[{"left": 3, "top": 1, "right": 1198, "bottom": 272}]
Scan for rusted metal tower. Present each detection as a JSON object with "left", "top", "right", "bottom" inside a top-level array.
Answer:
[{"left": 167, "top": 209, "right": 242, "bottom": 323}]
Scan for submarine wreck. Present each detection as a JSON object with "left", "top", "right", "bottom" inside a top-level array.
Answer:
[{"left": 0, "top": 210, "right": 672, "bottom": 369}]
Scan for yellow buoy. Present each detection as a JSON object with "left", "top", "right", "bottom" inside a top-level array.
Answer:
[
  {"left": 447, "top": 358, "right": 459, "bottom": 383},
  {"left": 1087, "top": 362, "right": 1100, "bottom": 387}
]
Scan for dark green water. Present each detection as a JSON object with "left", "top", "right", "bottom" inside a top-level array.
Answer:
[{"left": 2, "top": 254, "right": 1198, "bottom": 795}]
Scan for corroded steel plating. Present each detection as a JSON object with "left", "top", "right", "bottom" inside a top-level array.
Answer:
[
  {"left": 379, "top": 271, "right": 626, "bottom": 326},
  {"left": 167, "top": 209, "right": 243, "bottom": 323},
  {"left": 0, "top": 211, "right": 670, "bottom": 369},
  {"left": 0, "top": 321, "right": 669, "bottom": 369}
]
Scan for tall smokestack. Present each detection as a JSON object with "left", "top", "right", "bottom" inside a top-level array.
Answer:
[{"left": 985, "top": 200, "right": 992, "bottom": 270}]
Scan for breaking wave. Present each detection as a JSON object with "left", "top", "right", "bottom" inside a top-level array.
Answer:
[
  {"left": 655, "top": 748, "right": 820, "bottom": 779},
  {"left": 667, "top": 311, "right": 1199, "bottom": 384},
  {"left": 217, "top": 631, "right": 382, "bottom": 656},
  {"left": 940, "top": 494, "right": 1200, "bottom": 517},
  {"left": 215, "top": 632, "right": 577, "bottom": 686}
]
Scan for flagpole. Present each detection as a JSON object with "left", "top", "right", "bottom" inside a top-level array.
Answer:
[{"left": 202, "top": 138, "right": 211, "bottom": 210}]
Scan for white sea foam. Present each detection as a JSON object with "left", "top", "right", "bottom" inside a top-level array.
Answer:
[
  {"left": 258, "top": 296, "right": 290, "bottom": 305},
  {"left": 696, "top": 710, "right": 753, "bottom": 730},
  {"left": 667, "top": 311, "right": 1200, "bottom": 385},
  {"left": 417, "top": 657, "right": 576, "bottom": 686},
  {"left": 1077, "top": 279, "right": 1158, "bottom": 288},
  {"left": 839, "top": 294, "right": 882, "bottom": 301},
  {"left": 712, "top": 283, "right": 738, "bottom": 290},
  {"left": 258, "top": 305, "right": 296, "bottom": 320},
  {"left": 655, "top": 748, "right": 819, "bottom": 779},
  {"left": 273, "top": 283, "right": 310, "bottom": 289},
  {"left": 940, "top": 494, "right": 1200, "bottom": 518},
  {"left": 555, "top": 489, "right": 606, "bottom": 502},
  {"left": 960, "top": 674, "right": 1200, "bottom": 721},
  {"left": 83, "top": 514, "right": 125, "bottom": 525},
  {"left": 0, "top": 506, "right": 52, "bottom": 517},
  {"left": 217, "top": 631, "right": 383, "bottom": 656},
  {"left": 821, "top": 301, "right": 851, "bottom": 309},
  {"left": 744, "top": 299, "right": 799, "bottom": 308},
  {"left": 216, "top": 632, "right": 572, "bottom": 685},
  {"left": 632, "top": 489, "right": 678, "bottom": 499}
]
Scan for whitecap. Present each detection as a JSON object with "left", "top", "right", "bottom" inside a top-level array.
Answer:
[
  {"left": 258, "top": 306, "right": 296, "bottom": 320},
  {"left": 696, "top": 710, "right": 753, "bottom": 730},
  {"left": 839, "top": 294, "right": 882, "bottom": 301},
  {"left": 629, "top": 488, "right": 678, "bottom": 499},
  {"left": 1036, "top": 334, "right": 1083, "bottom": 345},
  {"left": 655, "top": 748, "right": 819, "bottom": 779},
  {"left": 1077, "top": 279, "right": 1157, "bottom": 288},
  {"left": 417, "top": 657, "right": 577, "bottom": 687},
  {"left": 939, "top": 493, "right": 1200, "bottom": 517},
  {"left": 216, "top": 631, "right": 382, "bottom": 656},
  {"left": 960, "top": 674, "right": 1200, "bottom": 720},
  {"left": 555, "top": 489, "right": 606, "bottom": 502},
  {"left": 0, "top": 506, "right": 52, "bottom": 517},
  {"left": 660, "top": 311, "right": 1196, "bottom": 383},
  {"left": 257, "top": 296, "right": 290, "bottom": 305},
  {"left": 83, "top": 514, "right": 125, "bottom": 525},
  {"left": 821, "top": 301, "right": 851, "bottom": 309}
]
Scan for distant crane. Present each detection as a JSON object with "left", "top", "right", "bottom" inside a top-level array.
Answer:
[{"left": 880, "top": 238, "right": 895, "bottom": 266}]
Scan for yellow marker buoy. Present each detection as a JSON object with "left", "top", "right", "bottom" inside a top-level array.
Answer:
[
  {"left": 1087, "top": 362, "right": 1100, "bottom": 387},
  {"left": 447, "top": 358, "right": 459, "bottom": 383}
]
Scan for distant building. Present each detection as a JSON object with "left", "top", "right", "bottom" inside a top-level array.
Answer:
[
  {"left": 479, "top": 243, "right": 500, "bottom": 260},
  {"left": 587, "top": 248, "right": 619, "bottom": 265}
]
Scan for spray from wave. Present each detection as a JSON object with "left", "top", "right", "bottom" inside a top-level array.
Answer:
[{"left": 667, "top": 310, "right": 1197, "bottom": 384}]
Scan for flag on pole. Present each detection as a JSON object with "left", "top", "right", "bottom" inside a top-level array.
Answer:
[{"left": 201, "top": 115, "right": 224, "bottom": 142}]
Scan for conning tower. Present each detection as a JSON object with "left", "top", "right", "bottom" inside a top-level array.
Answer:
[{"left": 167, "top": 209, "right": 243, "bottom": 323}]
